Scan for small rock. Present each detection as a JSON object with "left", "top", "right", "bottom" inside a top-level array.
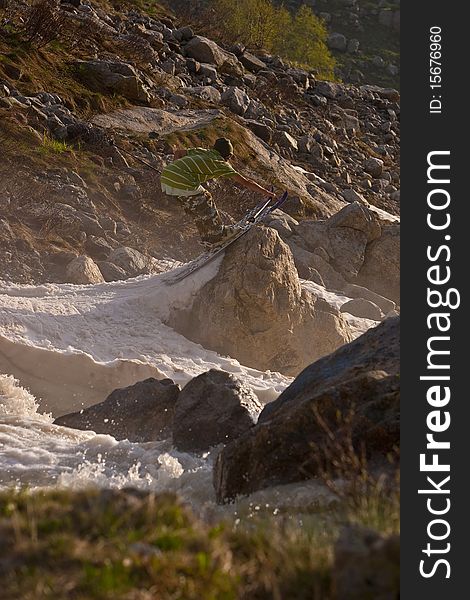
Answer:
[
  {"left": 372, "top": 55, "right": 385, "bottom": 68},
  {"left": 347, "top": 38, "right": 360, "bottom": 53},
  {"left": 364, "top": 157, "right": 384, "bottom": 178},
  {"left": 327, "top": 32, "right": 348, "bottom": 52},
  {"left": 199, "top": 62, "right": 218, "bottom": 82},
  {"left": 176, "top": 25, "right": 193, "bottom": 41},
  {"left": 221, "top": 86, "right": 250, "bottom": 116},
  {"left": 273, "top": 130, "right": 298, "bottom": 152},
  {"left": 315, "top": 81, "right": 340, "bottom": 99},
  {"left": 185, "top": 86, "right": 221, "bottom": 103},
  {"left": 65, "top": 255, "right": 105, "bottom": 285},
  {"left": 341, "top": 188, "right": 369, "bottom": 206},
  {"left": 240, "top": 52, "right": 267, "bottom": 73}
]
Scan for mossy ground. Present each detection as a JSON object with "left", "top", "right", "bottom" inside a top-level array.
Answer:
[{"left": 0, "top": 483, "right": 399, "bottom": 600}]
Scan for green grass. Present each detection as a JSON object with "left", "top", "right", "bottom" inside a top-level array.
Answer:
[
  {"left": 0, "top": 481, "right": 399, "bottom": 600},
  {"left": 38, "top": 134, "right": 73, "bottom": 156}
]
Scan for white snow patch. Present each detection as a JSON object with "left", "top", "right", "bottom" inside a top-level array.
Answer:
[
  {"left": 301, "top": 279, "right": 380, "bottom": 338},
  {"left": 0, "top": 263, "right": 290, "bottom": 416}
]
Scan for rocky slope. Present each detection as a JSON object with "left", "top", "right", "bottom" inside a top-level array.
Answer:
[
  {"left": 316, "top": 0, "right": 400, "bottom": 89},
  {"left": 1, "top": 0, "right": 399, "bottom": 287}
]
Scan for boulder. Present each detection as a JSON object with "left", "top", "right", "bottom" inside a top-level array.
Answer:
[
  {"left": 75, "top": 60, "right": 152, "bottom": 103},
  {"left": 333, "top": 526, "right": 400, "bottom": 600},
  {"left": 240, "top": 52, "right": 267, "bottom": 73},
  {"left": 360, "top": 85, "right": 400, "bottom": 103},
  {"left": 221, "top": 86, "right": 250, "bottom": 116},
  {"left": 185, "top": 86, "right": 221, "bottom": 103},
  {"left": 315, "top": 81, "right": 341, "bottom": 99},
  {"left": 340, "top": 298, "right": 382, "bottom": 321},
  {"left": 287, "top": 240, "right": 346, "bottom": 288},
  {"left": 273, "top": 130, "right": 298, "bottom": 152},
  {"left": 364, "top": 157, "right": 384, "bottom": 178},
  {"left": 97, "top": 261, "right": 127, "bottom": 282},
  {"left": 327, "top": 202, "right": 381, "bottom": 242},
  {"left": 184, "top": 36, "right": 244, "bottom": 77},
  {"left": 356, "top": 225, "right": 400, "bottom": 303},
  {"left": 245, "top": 120, "right": 273, "bottom": 143},
  {"left": 65, "top": 255, "right": 105, "bottom": 285},
  {"left": 328, "top": 32, "right": 348, "bottom": 52},
  {"left": 54, "top": 378, "right": 179, "bottom": 442},
  {"left": 198, "top": 62, "right": 218, "bottom": 82},
  {"left": 294, "top": 203, "right": 381, "bottom": 281},
  {"left": 84, "top": 235, "right": 113, "bottom": 261},
  {"left": 168, "top": 227, "right": 352, "bottom": 377},
  {"left": 108, "top": 246, "right": 161, "bottom": 278},
  {"left": 172, "top": 370, "right": 262, "bottom": 452},
  {"left": 214, "top": 317, "right": 400, "bottom": 501}
]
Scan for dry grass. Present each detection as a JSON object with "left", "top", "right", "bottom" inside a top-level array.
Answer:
[
  {"left": 0, "top": 488, "right": 337, "bottom": 600},
  {"left": 310, "top": 406, "right": 400, "bottom": 535}
]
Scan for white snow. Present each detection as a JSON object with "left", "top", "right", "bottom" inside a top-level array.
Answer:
[
  {"left": 301, "top": 279, "right": 380, "bottom": 338},
  {"left": 0, "top": 263, "right": 290, "bottom": 416}
]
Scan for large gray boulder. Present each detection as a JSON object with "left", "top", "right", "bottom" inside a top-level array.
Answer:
[
  {"left": 54, "top": 378, "right": 180, "bottom": 442},
  {"left": 172, "top": 370, "right": 262, "bottom": 453},
  {"left": 214, "top": 317, "right": 400, "bottom": 501},
  {"left": 184, "top": 36, "right": 244, "bottom": 77},
  {"left": 75, "top": 60, "right": 152, "bottom": 103}
]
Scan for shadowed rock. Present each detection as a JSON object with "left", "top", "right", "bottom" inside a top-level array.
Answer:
[
  {"left": 213, "top": 317, "right": 399, "bottom": 502},
  {"left": 54, "top": 378, "right": 180, "bottom": 442},
  {"left": 172, "top": 370, "right": 262, "bottom": 453}
]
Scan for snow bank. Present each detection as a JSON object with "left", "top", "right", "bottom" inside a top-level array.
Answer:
[{"left": 0, "top": 262, "right": 290, "bottom": 416}]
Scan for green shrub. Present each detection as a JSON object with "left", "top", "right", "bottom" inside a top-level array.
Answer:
[{"left": 209, "top": 0, "right": 336, "bottom": 78}]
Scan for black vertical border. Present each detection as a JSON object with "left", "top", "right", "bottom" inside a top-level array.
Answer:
[{"left": 401, "top": 2, "right": 467, "bottom": 597}]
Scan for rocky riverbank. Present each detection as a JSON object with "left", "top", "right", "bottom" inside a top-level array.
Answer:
[{"left": 1, "top": 1, "right": 400, "bottom": 596}]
